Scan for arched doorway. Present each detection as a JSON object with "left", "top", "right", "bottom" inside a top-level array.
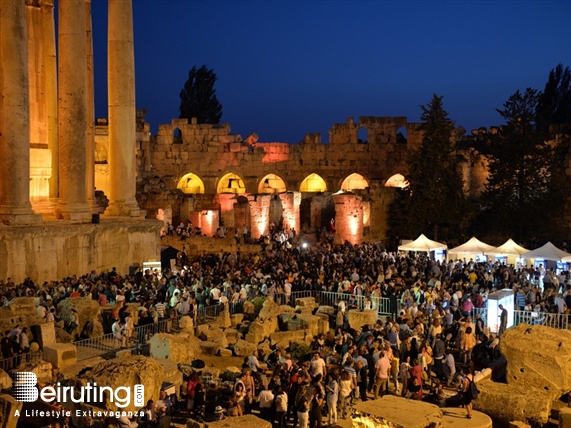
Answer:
[
  {"left": 384, "top": 173, "right": 408, "bottom": 188},
  {"left": 217, "top": 173, "right": 246, "bottom": 194},
  {"left": 340, "top": 173, "right": 369, "bottom": 191},
  {"left": 176, "top": 173, "right": 205, "bottom": 194},
  {"left": 300, "top": 173, "right": 327, "bottom": 193},
  {"left": 258, "top": 174, "right": 287, "bottom": 194}
]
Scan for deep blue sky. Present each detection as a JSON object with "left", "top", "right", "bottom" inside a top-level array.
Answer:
[{"left": 90, "top": 1, "right": 571, "bottom": 143}]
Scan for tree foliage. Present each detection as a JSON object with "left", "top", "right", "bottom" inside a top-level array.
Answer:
[
  {"left": 388, "top": 94, "right": 467, "bottom": 241},
  {"left": 536, "top": 63, "right": 571, "bottom": 133},
  {"left": 477, "top": 88, "right": 563, "bottom": 242},
  {"left": 179, "top": 65, "right": 223, "bottom": 124}
]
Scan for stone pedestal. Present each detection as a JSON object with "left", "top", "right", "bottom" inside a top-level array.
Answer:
[
  {"left": 43, "top": 343, "right": 77, "bottom": 369},
  {"left": 30, "top": 323, "right": 56, "bottom": 349},
  {"left": 156, "top": 359, "right": 183, "bottom": 398},
  {"left": 347, "top": 309, "right": 377, "bottom": 329}
]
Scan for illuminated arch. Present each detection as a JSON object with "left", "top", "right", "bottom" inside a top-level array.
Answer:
[
  {"left": 177, "top": 173, "right": 205, "bottom": 194},
  {"left": 300, "top": 173, "right": 327, "bottom": 192},
  {"left": 341, "top": 173, "right": 369, "bottom": 191},
  {"left": 258, "top": 174, "right": 287, "bottom": 194},
  {"left": 384, "top": 173, "right": 409, "bottom": 188},
  {"left": 217, "top": 172, "right": 246, "bottom": 194}
]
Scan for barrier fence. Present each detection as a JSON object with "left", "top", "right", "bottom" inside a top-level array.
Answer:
[
  {"left": 471, "top": 306, "right": 570, "bottom": 332},
  {"left": 70, "top": 290, "right": 394, "bottom": 362},
  {"left": 319, "top": 291, "right": 393, "bottom": 317},
  {"left": 0, "top": 349, "right": 44, "bottom": 372},
  {"left": 10, "top": 290, "right": 567, "bottom": 367}
]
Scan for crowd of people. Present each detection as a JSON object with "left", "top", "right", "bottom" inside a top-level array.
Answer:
[{"left": 1, "top": 237, "right": 571, "bottom": 426}]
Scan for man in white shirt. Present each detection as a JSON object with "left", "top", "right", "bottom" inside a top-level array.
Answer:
[
  {"left": 257, "top": 386, "right": 274, "bottom": 422},
  {"left": 310, "top": 351, "right": 327, "bottom": 378},
  {"left": 210, "top": 287, "right": 221, "bottom": 304}
]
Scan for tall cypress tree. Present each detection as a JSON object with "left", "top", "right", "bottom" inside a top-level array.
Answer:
[
  {"left": 389, "top": 94, "right": 466, "bottom": 241},
  {"left": 536, "top": 63, "right": 571, "bottom": 134},
  {"left": 478, "top": 88, "right": 561, "bottom": 242},
  {"left": 179, "top": 65, "right": 223, "bottom": 124}
]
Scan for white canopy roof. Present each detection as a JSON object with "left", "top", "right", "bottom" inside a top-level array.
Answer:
[
  {"left": 398, "top": 234, "right": 447, "bottom": 252},
  {"left": 486, "top": 239, "right": 530, "bottom": 257},
  {"left": 521, "top": 242, "right": 571, "bottom": 262},
  {"left": 448, "top": 236, "right": 495, "bottom": 255}
]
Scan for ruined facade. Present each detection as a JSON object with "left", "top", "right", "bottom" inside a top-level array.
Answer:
[
  {"left": 0, "top": 0, "right": 161, "bottom": 282},
  {"left": 92, "top": 113, "right": 487, "bottom": 245}
]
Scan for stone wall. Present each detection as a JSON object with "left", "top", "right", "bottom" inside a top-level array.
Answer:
[
  {"left": 0, "top": 219, "right": 162, "bottom": 282},
  {"left": 94, "top": 114, "right": 416, "bottom": 242}
]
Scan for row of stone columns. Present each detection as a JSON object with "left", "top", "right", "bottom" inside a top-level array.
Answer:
[{"left": 0, "top": 0, "right": 139, "bottom": 225}]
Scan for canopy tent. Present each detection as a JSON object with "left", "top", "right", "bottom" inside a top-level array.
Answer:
[
  {"left": 486, "top": 239, "right": 530, "bottom": 257},
  {"left": 398, "top": 234, "right": 447, "bottom": 252},
  {"left": 521, "top": 242, "right": 571, "bottom": 262},
  {"left": 448, "top": 237, "right": 495, "bottom": 255}
]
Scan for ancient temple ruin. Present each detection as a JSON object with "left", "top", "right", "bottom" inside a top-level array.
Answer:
[
  {"left": 0, "top": 0, "right": 161, "bottom": 282},
  {"left": 92, "top": 114, "right": 490, "bottom": 246}
]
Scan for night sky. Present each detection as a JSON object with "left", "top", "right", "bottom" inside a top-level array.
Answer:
[{"left": 90, "top": 0, "right": 571, "bottom": 143}]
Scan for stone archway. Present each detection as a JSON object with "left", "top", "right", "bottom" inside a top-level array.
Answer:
[
  {"left": 341, "top": 173, "right": 369, "bottom": 191},
  {"left": 384, "top": 173, "right": 408, "bottom": 188},
  {"left": 176, "top": 172, "right": 205, "bottom": 194},
  {"left": 258, "top": 173, "right": 287, "bottom": 194},
  {"left": 217, "top": 172, "right": 246, "bottom": 194},
  {"left": 300, "top": 173, "right": 327, "bottom": 193}
]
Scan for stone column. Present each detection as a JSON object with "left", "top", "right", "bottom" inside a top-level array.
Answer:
[
  {"left": 42, "top": 0, "right": 58, "bottom": 205},
  {"left": 55, "top": 0, "right": 92, "bottom": 222},
  {"left": 249, "top": 194, "right": 271, "bottom": 239},
  {"left": 332, "top": 193, "right": 363, "bottom": 245},
  {"left": 85, "top": 0, "right": 96, "bottom": 211},
  {"left": 0, "top": 0, "right": 41, "bottom": 225},
  {"left": 279, "top": 191, "right": 301, "bottom": 234},
  {"left": 105, "top": 0, "right": 140, "bottom": 216}
]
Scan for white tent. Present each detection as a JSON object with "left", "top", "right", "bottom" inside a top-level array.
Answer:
[
  {"left": 398, "top": 234, "right": 447, "bottom": 252},
  {"left": 448, "top": 236, "right": 495, "bottom": 255},
  {"left": 521, "top": 242, "right": 571, "bottom": 262},
  {"left": 486, "top": 238, "right": 530, "bottom": 257}
]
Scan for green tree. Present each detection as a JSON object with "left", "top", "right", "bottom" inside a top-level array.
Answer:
[
  {"left": 478, "top": 88, "right": 562, "bottom": 241},
  {"left": 179, "top": 65, "right": 222, "bottom": 124},
  {"left": 388, "top": 94, "right": 466, "bottom": 241}
]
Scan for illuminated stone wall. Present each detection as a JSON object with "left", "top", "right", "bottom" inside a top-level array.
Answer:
[
  {"left": 0, "top": 220, "right": 162, "bottom": 282},
  {"left": 93, "top": 115, "right": 571, "bottom": 243}
]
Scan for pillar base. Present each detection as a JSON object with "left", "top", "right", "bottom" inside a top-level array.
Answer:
[
  {"left": 31, "top": 199, "right": 56, "bottom": 216},
  {"left": 55, "top": 202, "right": 92, "bottom": 223},
  {"left": 0, "top": 211, "right": 42, "bottom": 226},
  {"left": 104, "top": 200, "right": 145, "bottom": 218}
]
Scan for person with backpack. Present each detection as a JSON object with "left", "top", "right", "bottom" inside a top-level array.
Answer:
[{"left": 462, "top": 362, "right": 478, "bottom": 419}]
